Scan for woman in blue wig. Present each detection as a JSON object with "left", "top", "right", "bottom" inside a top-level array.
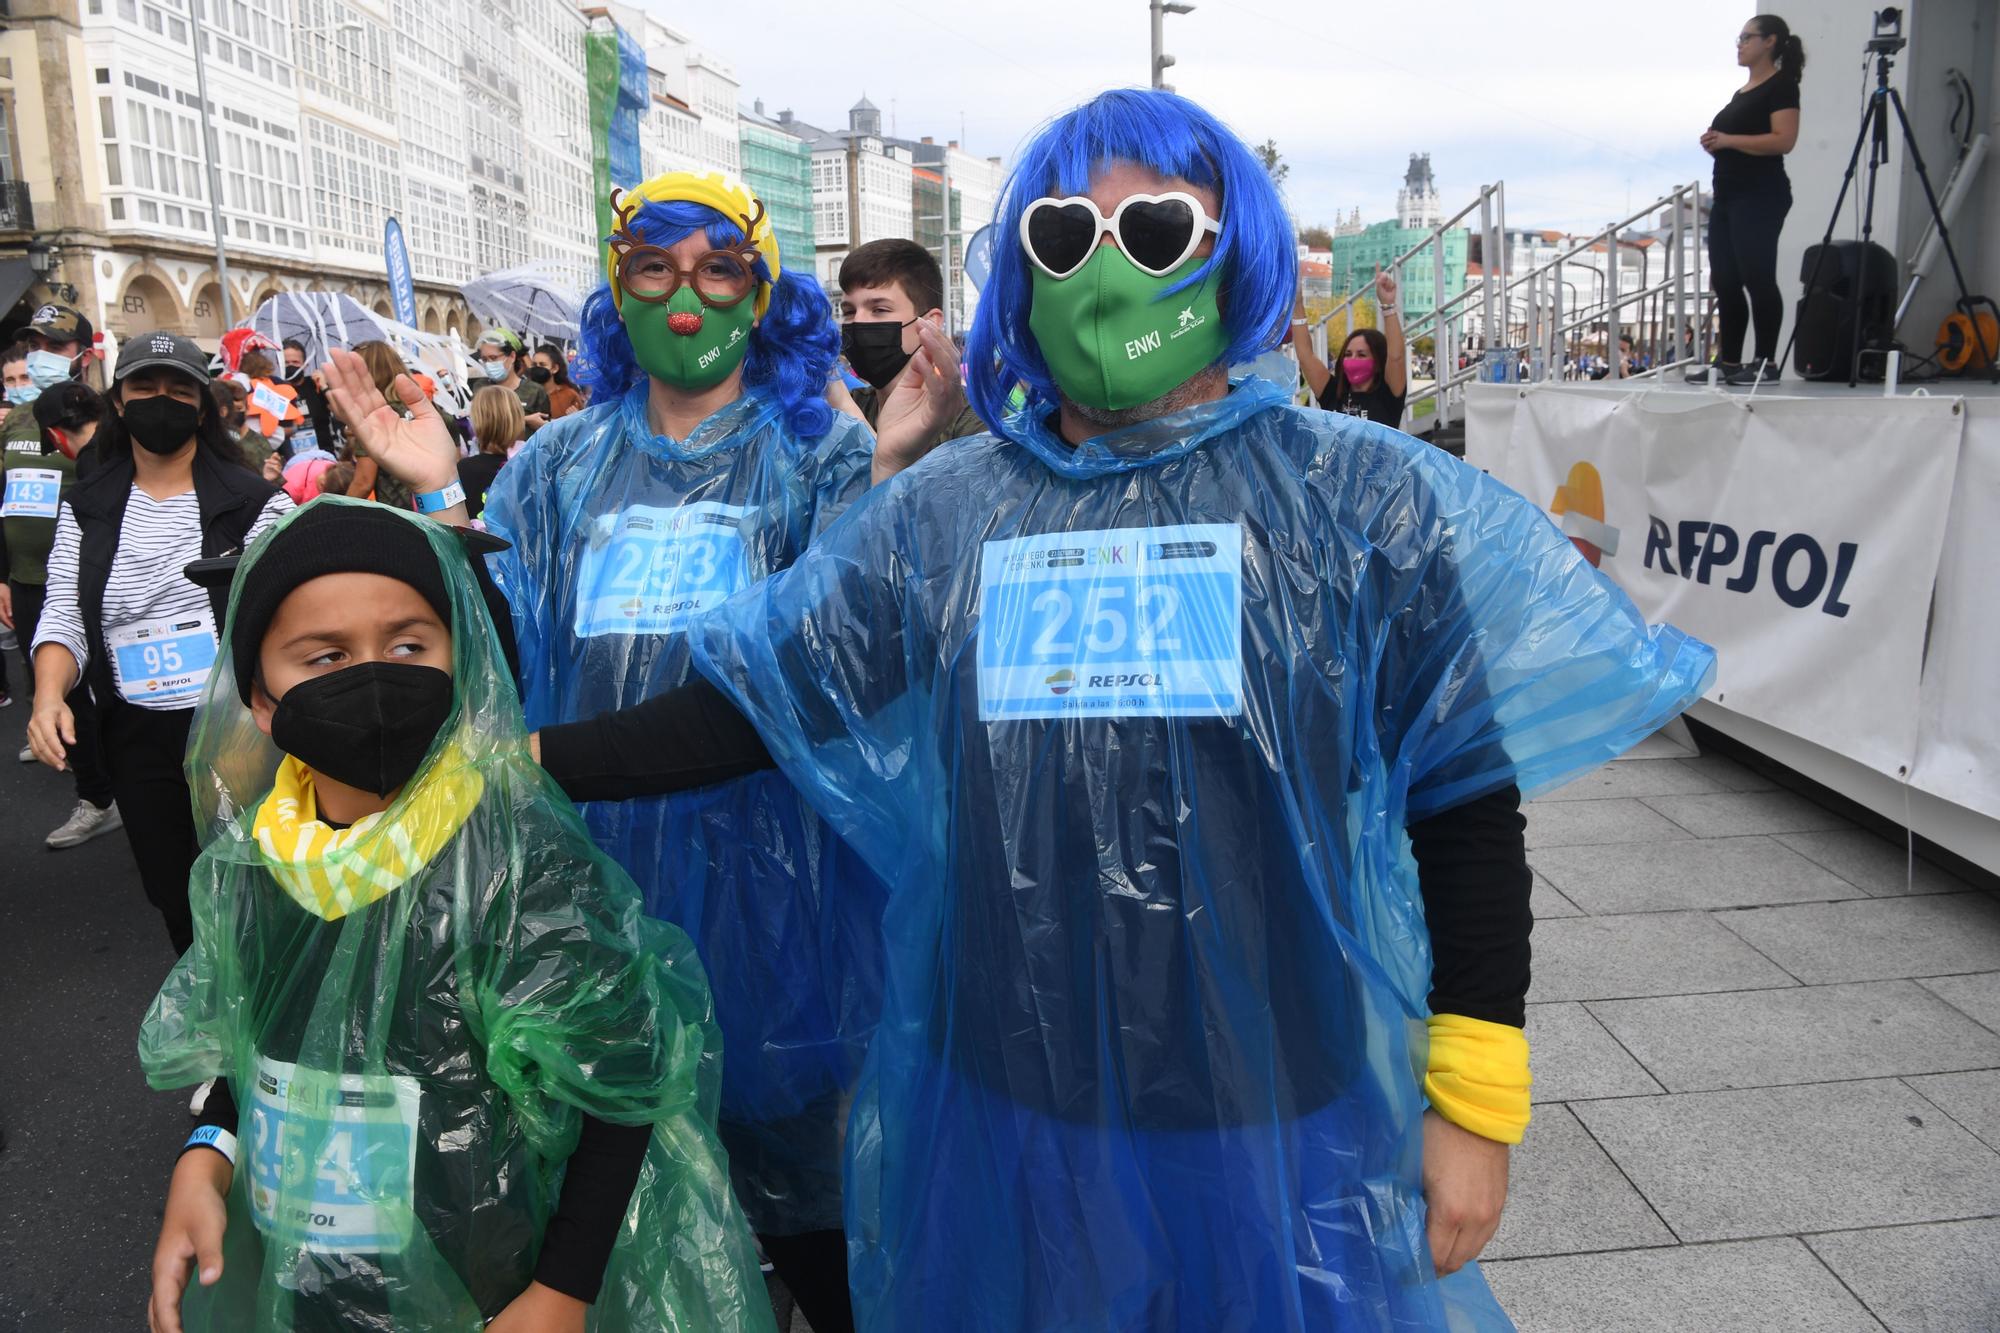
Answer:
[{"left": 322, "top": 171, "right": 965, "bottom": 1333}]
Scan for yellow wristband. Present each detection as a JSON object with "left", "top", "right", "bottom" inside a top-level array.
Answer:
[{"left": 1424, "top": 1012, "right": 1532, "bottom": 1144}]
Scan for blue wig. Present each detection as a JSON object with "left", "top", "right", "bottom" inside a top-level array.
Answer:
[
  {"left": 575, "top": 198, "right": 838, "bottom": 440},
  {"left": 965, "top": 88, "right": 1297, "bottom": 437}
]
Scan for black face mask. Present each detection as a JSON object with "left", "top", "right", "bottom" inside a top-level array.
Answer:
[
  {"left": 270, "top": 662, "right": 455, "bottom": 797},
  {"left": 841, "top": 319, "right": 916, "bottom": 391},
  {"left": 282, "top": 364, "right": 304, "bottom": 382},
  {"left": 121, "top": 395, "right": 203, "bottom": 455},
  {"left": 525, "top": 366, "right": 552, "bottom": 384}
]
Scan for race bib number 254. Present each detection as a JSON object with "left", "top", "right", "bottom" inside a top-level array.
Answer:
[{"left": 977, "top": 523, "right": 1243, "bottom": 721}]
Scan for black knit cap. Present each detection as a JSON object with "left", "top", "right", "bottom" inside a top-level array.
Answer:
[{"left": 217, "top": 503, "right": 454, "bottom": 703}]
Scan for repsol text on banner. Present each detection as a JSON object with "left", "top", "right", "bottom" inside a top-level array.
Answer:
[{"left": 1643, "top": 517, "right": 1856, "bottom": 618}]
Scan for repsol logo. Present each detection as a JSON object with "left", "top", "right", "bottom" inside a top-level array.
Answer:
[
  {"left": 1088, "top": 673, "right": 1160, "bottom": 688},
  {"left": 1125, "top": 330, "right": 1162, "bottom": 360},
  {"left": 1643, "top": 517, "right": 1856, "bottom": 618}
]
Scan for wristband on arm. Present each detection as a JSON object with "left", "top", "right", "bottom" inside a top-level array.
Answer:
[
  {"left": 1423, "top": 1012, "right": 1531, "bottom": 1144},
  {"left": 182, "top": 1125, "right": 238, "bottom": 1167}
]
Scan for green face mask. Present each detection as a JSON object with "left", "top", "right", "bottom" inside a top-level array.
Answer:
[
  {"left": 621, "top": 285, "right": 755, "bottom": 391},
  {"left": 1028, "top": 247, "right": 1228, "bottom": 411}
]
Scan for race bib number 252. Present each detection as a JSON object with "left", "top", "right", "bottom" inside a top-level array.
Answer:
[{"left": 977, "top": 523, "right": 1243, "bottom": 721}]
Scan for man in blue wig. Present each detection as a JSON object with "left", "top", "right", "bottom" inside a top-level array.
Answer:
[{"left": 323, "top": 170, "right": 966, "bottom": 1333}]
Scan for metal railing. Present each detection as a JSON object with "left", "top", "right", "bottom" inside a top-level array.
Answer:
[
  {"left": 1311, "top": 182, "right": 1507, "bottom": 433},
  {"left": 1309, "top": 179, "right": 1714, "bottom": 425},
  {"left": 1504, "top": 181, "right": 1711, "bottom": 384},
  {"left": 0, "top": 180, "right": 32, "bottom": 233}
]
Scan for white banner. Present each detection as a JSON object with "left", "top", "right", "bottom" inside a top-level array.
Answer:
[{"left": 1483, "top": 386, "right": 1963, "bottom": 784}]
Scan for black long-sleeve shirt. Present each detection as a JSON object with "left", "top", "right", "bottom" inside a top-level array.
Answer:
[{"left": 539, "top": 676, "right": 1534, "bottom": 1028}]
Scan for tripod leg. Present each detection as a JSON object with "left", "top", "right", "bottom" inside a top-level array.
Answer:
[
  {"left": 1780, "top": 98, "right": 1877, "bottom": 379},
  {"left": 1849, "top": 98, "right": 1890, "bottom": 387},
  {"left": 1887, "top": 88, "right": 1999, "bottom": 379}
]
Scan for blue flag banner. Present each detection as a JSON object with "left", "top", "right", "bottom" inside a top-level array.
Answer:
[{"left": 384, "top": 217, "right": 417, "bottom": 327}]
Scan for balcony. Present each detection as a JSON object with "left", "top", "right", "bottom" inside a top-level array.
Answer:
[{"left": 0, "top": 181, "right": 31, "bottom": 233}]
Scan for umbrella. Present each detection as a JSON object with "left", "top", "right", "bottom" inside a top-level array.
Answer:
[
  {"left": 462, "top": 263, "right": 582, "bottom": 345},
  {"left": 247, "top": 292, "right": 391, "bottom": 368}
]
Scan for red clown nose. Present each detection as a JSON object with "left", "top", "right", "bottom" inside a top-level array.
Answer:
[{"left": 667, "top": 311, "right": 704, "bottom": 335}]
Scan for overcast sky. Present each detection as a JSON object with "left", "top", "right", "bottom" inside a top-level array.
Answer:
[{"left": 662, "top": 0, "right": 1759, "bottom": 236}]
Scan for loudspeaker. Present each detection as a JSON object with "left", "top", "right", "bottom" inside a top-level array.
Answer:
[{"left": 1793, "top": 241, "right": 1897, "bottom": 381}]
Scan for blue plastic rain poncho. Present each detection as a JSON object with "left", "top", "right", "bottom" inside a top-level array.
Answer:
[
  {"left": 137, "top": 500, "right": 774, "bottom": 1332},
  {"left": 686, "top": 377, "right": 1715, "bottom": 1331},
  {"left": 483, "top": 383, "right": 885, "bottom": 1233}
]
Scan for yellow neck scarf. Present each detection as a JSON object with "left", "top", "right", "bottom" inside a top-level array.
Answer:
[{"left": 252, "top": 746, "right": 484, "bottom": 921}]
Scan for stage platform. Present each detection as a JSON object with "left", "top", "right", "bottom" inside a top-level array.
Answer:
[{"left": 1465, "top": 377, "right": 2000, "bottom": 875}]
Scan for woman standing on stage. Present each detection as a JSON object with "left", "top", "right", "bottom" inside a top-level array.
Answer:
[{"left": 1692, "top": 12, "right": 1805, "bottom": 386}]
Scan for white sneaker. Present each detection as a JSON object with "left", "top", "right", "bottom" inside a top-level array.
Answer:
[
  {"left": 189, "top": 1078, "right": 214, "bottom": 1117},
  {"left": 46, "top": 799, "right": 123, "bottom": 849}
]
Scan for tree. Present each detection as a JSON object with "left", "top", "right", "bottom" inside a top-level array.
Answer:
[
  {"left": 1253, "top": 139, "right": 1288, "bottom": 187},
  {"left": 1298, "top": 224, "right": 1333, "bottom": 250}
]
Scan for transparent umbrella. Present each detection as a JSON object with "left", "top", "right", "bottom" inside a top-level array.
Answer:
[
  {"left": 246, "top": 292, "right": 391, "bottom": 368},
  {"left": 462, "top": 263, "right": 583, "bottom": 345}
]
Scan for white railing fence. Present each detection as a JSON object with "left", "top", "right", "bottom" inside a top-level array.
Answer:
[{"left": 1310, "top": 179, "right": 1714, "bottom": 431}]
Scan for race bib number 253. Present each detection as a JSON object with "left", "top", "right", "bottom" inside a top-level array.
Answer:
[{"left": 978, "top": 523, "right": 1243, "bottom": 721}]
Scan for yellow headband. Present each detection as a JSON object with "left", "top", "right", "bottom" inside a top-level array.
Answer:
[{"left": 604, "top": 171, "right": 783, "bottom": 318}]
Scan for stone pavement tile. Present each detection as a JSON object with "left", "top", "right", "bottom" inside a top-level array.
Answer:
[
  {"left": 1773, "top": 828, "right": 1969, "bottom": 897},
  {"left": 1485, "top": 1103, "right": 1674, "bottom": 1259},
  {"left": 1530, "top": 874, "right": 1583, "bottom": 920},
  {"left": 1524, "top": 799, "right": 1692, "bottom": 850},
  {"left": 1530, "top": 912, "right": 1796, "bottom": 1003},
  {"left": 1526, "top": 1002, "right": 1663, "bottom": 1103},
  {"left": 1572, "top": 1079, "right": 2000, "bottom": 1240},
  {"left": 1718, "top": 894, "right": 2000, "bottom": 985},
  {"left": 1531, "top": 836, "right": 1864, "bottom": 914},
  {"left": 1906, "top": 1070, "right": 2000, "bottom": 1153},
  {"left": 1641, "top": 790, "right": 1853, "bottom": 838},
  {"left": 1538, "top": 760, "right": 1728, "bottom": 803},
  {"left": 1918, "top": 971, "right": 2000, "bottom": 1034},
  {"left": 1587, "top": 981, "right": 2000, "bottom": 1092},
  {"left": 1621, "top": 729, "right": 1698, "bottom": 760},
  {"left": 1673, "top": 753, "right": 1778, "bottom": 791},
  {"left": 1806, "top": 1218, "right": 2000, "bottom": 1333},
  {"left": 1484, "top": 1238, "right": 1881, "bottom": 1333}
]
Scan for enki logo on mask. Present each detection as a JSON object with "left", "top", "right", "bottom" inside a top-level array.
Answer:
[{"left": 1124, "top": 329, "right": 1163, "bottom": 361}]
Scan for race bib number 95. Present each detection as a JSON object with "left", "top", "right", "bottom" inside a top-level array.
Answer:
[
  {"left": 574, "top": 502, "right": 751, "bottom": 637},
  {"left": 978, "top": 523, "right": 1243, "bottom": 721}
]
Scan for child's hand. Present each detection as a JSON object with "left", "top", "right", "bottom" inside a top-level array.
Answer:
[
  {"left": 487, "top": 1281, "right": 588, "bottom": 1332},
  {"left": 148, "top": 1149, "right": 231, "bottom": 1333},
  {"left": 1420, "top": 1108, "right": 1510, "bottom": 1277}
]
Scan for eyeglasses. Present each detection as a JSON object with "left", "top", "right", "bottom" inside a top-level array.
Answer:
[
  {"left": 615, "top": 246, "right": 759, "bottom": 308},
  {"left": 1736, "top": 31, "right": 1762, "bottom": 42},
  {"left": 1018, "top": 191, "right": 1221, "bottom": 281}
]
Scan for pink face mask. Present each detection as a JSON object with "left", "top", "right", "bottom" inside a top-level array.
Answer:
[{"left": 1341, "top": 355, "right": 1376, "bottom": 386}]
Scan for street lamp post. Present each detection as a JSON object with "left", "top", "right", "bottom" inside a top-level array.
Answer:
[
  {"left": 186, "top": 1, "right": 233, "bottom": 326},
  {"left": 1150, "top": 1, "right": 1194, "bottom": 91}
]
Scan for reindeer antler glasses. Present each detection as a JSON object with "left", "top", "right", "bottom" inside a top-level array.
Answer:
[{"left": 609, "top": 189, "right": 768, "bottom": 308}]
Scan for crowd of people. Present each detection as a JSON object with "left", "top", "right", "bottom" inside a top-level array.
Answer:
[{"left": 4, "top": 78, "right": 1727, "bottom": 1333}]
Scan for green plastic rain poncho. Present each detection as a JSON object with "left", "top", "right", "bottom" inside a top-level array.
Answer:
[{"left": 137, "top": 498, "right": 775, "bottom": 1333}]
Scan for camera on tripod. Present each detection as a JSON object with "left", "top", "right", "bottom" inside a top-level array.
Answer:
[{"left": 1867, "top": 6, "right": 1906, "bottom": 56}]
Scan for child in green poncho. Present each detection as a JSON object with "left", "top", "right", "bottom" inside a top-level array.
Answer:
[{"left": 139, "top": 498, "right": 775, "bottom": 1333}]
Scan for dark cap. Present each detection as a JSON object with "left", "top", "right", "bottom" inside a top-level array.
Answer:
[
  {"left": 184, "top": 502, "right": 507, "bottom": 702},
  {"left": 28, "top": 302, "right": 92, "bottom": 347},
  {"left": 32, "top": 380, "right": 107, "bottom": 432},
  {"left": 113, "top": 331, "right": 210, "bottom": 386}
]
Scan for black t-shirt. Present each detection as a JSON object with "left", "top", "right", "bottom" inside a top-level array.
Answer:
[
  {"left": 1711, "top": 76, "right": 1800, "bottom": 192},
  {"left": 458, "top": 451, "right": 507, "bottom": 520},
  {"left": 1315, "top": 374, "right": 1407, "bottom": 429}
]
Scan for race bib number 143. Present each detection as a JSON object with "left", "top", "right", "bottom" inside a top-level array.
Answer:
[{"left": 978, "top": 523, "right": 1243, "bottom": 721}]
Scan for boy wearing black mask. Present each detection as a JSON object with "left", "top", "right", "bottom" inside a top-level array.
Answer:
[
  {"left": 142, "top": 499, "right": 774, "bottom": 1333},
  {"left": 836, "top": 239, "right": 984, "bottom": 476}
]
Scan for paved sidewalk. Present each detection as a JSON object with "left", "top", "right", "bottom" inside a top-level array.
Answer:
[{"left": 1485, "top": 727, "right": 2000, "bottom": 1333}]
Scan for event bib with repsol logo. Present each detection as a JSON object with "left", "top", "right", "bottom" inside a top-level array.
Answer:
[{"left": 977, "top": 523, "right": 1243, "bottom": 721}]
